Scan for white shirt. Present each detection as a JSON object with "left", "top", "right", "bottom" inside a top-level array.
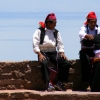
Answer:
[
  {"left": 79, "top": 25, "right": 100, "bottom": 41},
  {"left": 79, "top": 25, "right": 100, "bottom": 53},
  {"left": 33, "top": 28, "right": 64, "bottom": 53}
]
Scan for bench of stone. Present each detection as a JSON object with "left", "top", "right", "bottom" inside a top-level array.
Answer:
[
  {"left": 0, "top": 60, "right": 100, "bottom": 100},
  {"left": 0, "top": 60, "right": 85, "bottom": 91}
]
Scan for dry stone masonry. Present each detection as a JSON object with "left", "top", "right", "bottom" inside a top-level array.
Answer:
[{"left": 0, "top": 60, "right": 99, "bottom": 100}]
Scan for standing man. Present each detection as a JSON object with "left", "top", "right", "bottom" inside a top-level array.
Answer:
[
  {"left": 33, "top": 13, "right": 71, "bottom": 91},
  {"left": 79, "top": 11, "right": 100, "bottom": 91}
]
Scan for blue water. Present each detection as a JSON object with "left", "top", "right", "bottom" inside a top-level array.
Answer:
[{"left": 0, "top": 12, "right": 100, "bottom": 61}]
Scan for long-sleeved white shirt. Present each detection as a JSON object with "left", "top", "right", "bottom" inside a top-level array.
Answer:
[
  {"left": 79, "top": 25, "right": 100, "bottom": 53},
  {"left": 33, "top": 28, "right": 64, "bottom": 53},
  {"left": 79, "top": 25, "right": 100, "bottom": 41}
]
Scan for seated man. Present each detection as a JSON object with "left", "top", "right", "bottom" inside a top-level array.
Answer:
[
  {"left": 91, "top": 34, "right": 100, "bottom": 92},
  {"left": 79, "top": 11, "right": 100, "bottom": 91},
  {"left": 33, "top": 13, "right": 71, "bottom": 91}
]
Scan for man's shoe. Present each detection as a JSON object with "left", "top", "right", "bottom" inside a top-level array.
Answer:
[
  {"left": 46, "top": 82, "right": 55, "bottom": 91},
  {"left": 84, "top": 82, "right": 91, "bottom": 92},
  {"left": 54, "top": 81, "right": 66, "bottom": 91},
  {"left": 86, "top": 86, "right": 91, "bottom": 92}
]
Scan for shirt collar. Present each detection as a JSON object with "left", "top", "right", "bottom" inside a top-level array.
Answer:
[
  {"left": 45, "top": 28, "right": 55, "bottom": 32},
  {"left": 88, "top": 26, "right": 98, "bottom": 31}
]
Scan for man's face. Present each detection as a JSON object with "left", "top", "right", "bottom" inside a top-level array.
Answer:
[
  {"left": 88, "top": 19, "right": 97, "bottom": 30},
  {"left": 47, "top": 20, "right": 57, "bottom": 30}
]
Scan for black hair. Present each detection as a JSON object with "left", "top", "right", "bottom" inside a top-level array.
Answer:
[
  {"left": 45, "top": 20, "right": 54, "bottom": 24},
  {"left": 87, "top": 19, "right": 97, "bottom": 22}
]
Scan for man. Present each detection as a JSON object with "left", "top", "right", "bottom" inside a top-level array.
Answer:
[
  {"left": 33, "top": 13, "right": 71, "bottom": 91},
  {"left": 91, "top": 34, "right": 100, "bottom": 92},
  {"left": 79, "top": 11, "right": 100, "bottom": 91}
]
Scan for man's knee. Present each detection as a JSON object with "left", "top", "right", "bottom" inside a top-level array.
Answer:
[
  {"left": 65, "top": 60, "right": 71, "bottom": 68},
  {"left": 80, "top": 52, "right": 90, "bottom": 64},
  {"left": 80, "top": 51, "right": 87, "bottom": 59},
  {"left": 94, "top": 62, "right": 100, "bottom": 71},
  {"left": 41, "top": 59, "right": 48, "bottom": 65},
  {"left": 61, "top": 59, "right": 71, "bottom": 68}
]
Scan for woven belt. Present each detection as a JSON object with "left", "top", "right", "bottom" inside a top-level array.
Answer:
[
  {"left": 81, "top": 45, "right": 94, "bottom": 50},
  {"left": 40, "top": 47, "right": 56, "bottom": 52}
]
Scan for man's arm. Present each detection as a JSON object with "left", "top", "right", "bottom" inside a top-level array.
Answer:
[
  {"left": 57, "top": 32, "right": 68, "bottom": 60},
  {"left": 79, "top": 26, "right": 87, "bottom": 40},
  {"left": 33, "top": 29, "right": 46, "bottom": 62},
  {"left": 33, "top": 29, "right": 41, "bottom": 53},
  {"left": 56, "top": 32, "right": 64, "bottom": 52},
  {"left": 79, "top": 26, "right": 94, "bottom": 41},
  {"left": 97, "top": 27, "right": 100, "bottom": 34}
]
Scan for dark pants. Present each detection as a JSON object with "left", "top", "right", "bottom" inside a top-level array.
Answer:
[
  {"left": 79, "top": 49, "right": 95, "bottom": 83},
  {"left": 40, "top": 51, "right": 71, "bottom": 83},
  {"left": 91, "top": 61, "right": 100, "bottom": 92}
]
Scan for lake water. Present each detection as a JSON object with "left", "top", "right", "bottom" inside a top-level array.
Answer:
[{"left": 0, "top": 12, "right": 100, "bottom": 61}]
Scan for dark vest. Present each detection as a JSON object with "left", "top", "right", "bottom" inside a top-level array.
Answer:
[
  {"left": 81, "top": 25, "right": 98, "bottom": 47},
  {"left": 38, "top": 28, "right": 58, "bottom": 46}
]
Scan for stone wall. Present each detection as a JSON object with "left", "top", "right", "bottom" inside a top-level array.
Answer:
[
  {"left": 1, "top": 60, "right": 100, "bottom": 100},
  {"left": 0, "top": 59, "right": 83, "bottom": 91}
]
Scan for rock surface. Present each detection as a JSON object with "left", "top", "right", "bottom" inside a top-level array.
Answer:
[
  {"left": 0, "top": 60, "right": 84, "bottom": 91},
  {"left": 0, "top": 60, "right": 99, "bottom": 99},
  {"left": 0, "top": 90, "right": 100, "bottom": 100}
]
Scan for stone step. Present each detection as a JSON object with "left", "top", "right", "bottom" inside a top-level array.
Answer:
[{"left": 0, "top": 90, "right": 99, "bottom": 100}]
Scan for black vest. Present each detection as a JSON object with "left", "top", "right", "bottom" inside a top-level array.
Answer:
[
  {"left": 38, "top": 28, "right": 58, "bottom": 46},
  {"left": 81, "top": 25, "right": 98, "bottom": 47},
  {"left": 86, "top": 25, "right": 98, "bottom": 35}
]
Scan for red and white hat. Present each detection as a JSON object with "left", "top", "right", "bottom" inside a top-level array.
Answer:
[
  {"left": 45, "top": 13, "right": 56, "bottom": 23},
  {"left": 84, "top": 11, "right": 97, "bottom": 25}
]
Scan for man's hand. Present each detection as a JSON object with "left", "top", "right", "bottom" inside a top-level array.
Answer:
[
  {"left": 36, "top": 52, "right": 46, "bottom": 62},
  {"left": 38, "top": 54, "right": 46, "bottom": 62},
  {"left": 85, "top": 34, "right": 94, "bottom": 40},
  {"left": 59, "top": 52, "right": 68, "bottom": 60}
]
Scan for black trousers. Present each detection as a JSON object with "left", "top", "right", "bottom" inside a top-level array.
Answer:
[
  {"left": 40, "top": 51, "right": 71, "bottom": 83},
  {"left": 79, "top": 49, "right": 95, "bottom": 83},
  {"left": 91, "top": 61, "right": 100, "bottom": 92}
]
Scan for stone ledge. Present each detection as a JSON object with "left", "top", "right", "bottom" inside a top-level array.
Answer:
[
  {"left": 0, "top": 90, "right": 100, "bottom": 100},
  {"left": 0, "top": 59, "right": 83, "bottom": 91}
]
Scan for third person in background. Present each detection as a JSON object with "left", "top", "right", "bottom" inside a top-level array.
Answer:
[{"left": 79, "top": 11, "right": 100, "bottom": 91}]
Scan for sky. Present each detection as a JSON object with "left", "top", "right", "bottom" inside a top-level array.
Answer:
[
  {"left": 0, "top": 0, "right": 100, "bottom": 62},
  {"left": 0, "top": 0, "right": 99, "bottom": 12}
]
